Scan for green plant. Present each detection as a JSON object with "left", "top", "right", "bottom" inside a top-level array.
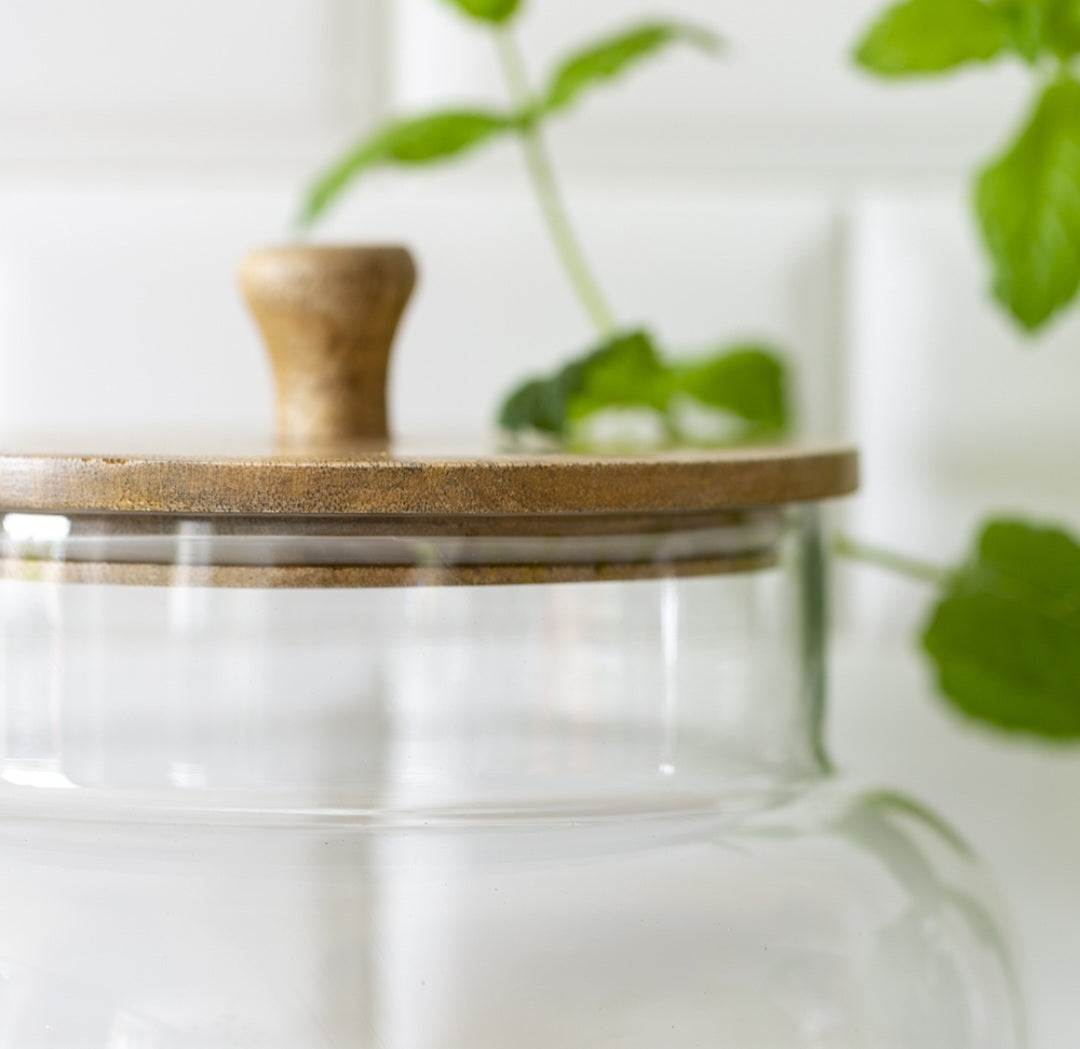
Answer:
[
  {"left": 298, "top": 0, "right": 790, "bottom": 447},
  {"left": 839, "top": 523, "right": 1080, "bottom": 740},
  {"left": 298, "top": 0, "right": 1080, "bottom": 744},
  {"left": 844, "top": 0, "right": 1080, "bottom": 741},
  {"left": 855, "top": 0, "right": 1080, "bottom": 334}
]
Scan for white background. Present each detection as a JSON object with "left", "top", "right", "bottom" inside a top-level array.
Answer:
[{"left": 1, "top": 1, "right": 1079, "bottom": 1045}]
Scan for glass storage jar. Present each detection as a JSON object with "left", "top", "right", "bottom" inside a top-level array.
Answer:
[{"left": 0, "top": 247, "right": 1023, "bottom": 1049}]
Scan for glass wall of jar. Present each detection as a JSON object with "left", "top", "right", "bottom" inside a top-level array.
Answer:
[{"left": 0, "top": 505, "right": 1023, "bottom": 1048}]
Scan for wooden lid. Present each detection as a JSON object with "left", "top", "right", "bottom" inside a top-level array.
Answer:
[
  {"left": 0, "top": 438, "right": 857, "bottom": 517},
  {"left": 0, "top": 246, "right": 857, "bottom": 520}
]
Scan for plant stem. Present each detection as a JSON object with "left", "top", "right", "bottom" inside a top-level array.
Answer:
[
  {"left": 495, "top": 29, "right": 618, "bottom": 338},
  {"left": 835, "top": 535, "right": 951, "bottom": 587}
]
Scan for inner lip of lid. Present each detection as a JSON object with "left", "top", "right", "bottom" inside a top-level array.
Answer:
[{"left": 0, "top": 508, "right": 784, "bottom": 588}]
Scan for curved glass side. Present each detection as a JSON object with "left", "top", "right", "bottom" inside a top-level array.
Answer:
[
  {"left": 0, "top": 505, "right": 1025, "bottom": 1048},
  {"left": 0, "top": 782, "right": 1024, "bottom": 1048},
  {"left": 0, "top": 506, "right": 820, "bottom": 816}
]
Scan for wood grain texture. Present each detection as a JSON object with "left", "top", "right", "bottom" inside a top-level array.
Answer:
[
  {"left": 0, "top": 443, "right": 857, "bottom": 515},
  {"left": 240, "top": 245, "right": 416, "bottom": 443}
]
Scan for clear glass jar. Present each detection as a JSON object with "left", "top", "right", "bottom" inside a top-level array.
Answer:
[{"left": 0, "top": 504, "right": 1024, "bottom": 1049}]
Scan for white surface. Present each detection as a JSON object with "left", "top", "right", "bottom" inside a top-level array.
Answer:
[
  {"left": 831, "top": 637, "right": 1080, "bottom": 1049},
  {"left": 0, "top": 0, "right": 1076, "bottom": 1044}
]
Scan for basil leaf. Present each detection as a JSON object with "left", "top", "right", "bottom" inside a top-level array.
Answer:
[
  {"left": 923, "top": 518, "right": 1080, "bottom": 738},
  {"left": 975, "top": 76, "right": 1080, "bottom": 332},
  {"left": 565, "top": 331, "right": 670, "bottom": 419},
  {"left": 993, "top": 0, "right": 1049, "bottom": 60},
  {"left": 498, "top": 333, "right": 790, "bottom": 445},
  {"left": 543, "top": 21, "right": 721, "bottom": 115},
  {"left": 673, "top": 346, "right": 788, "bottom": 439},
  {"left": 499, "top": 330, "right": 663, "bottom": 436},
  {"left": 853, "top": 0, "right": 1009, "bottom": 75},
  {"left": 440, "top": 0, "right": 521, "bottom": 23},
  {"left": 994, "top": 0, "right": 1080, "bottom": 59},
  {"left": 496, "top": 378, "right": 566, "bottom": 436},
  {"left": 1040, "top": 0, "right": 1080, "bottom": 55},
  {"left": 300, "top": 110, "right": 512, "bottom": 225}
]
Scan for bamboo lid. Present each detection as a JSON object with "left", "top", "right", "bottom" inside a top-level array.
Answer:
[{"left": 0, "top": 246, "right": 857, "bottom": 520}]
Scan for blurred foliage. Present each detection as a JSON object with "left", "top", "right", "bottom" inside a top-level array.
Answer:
[
  {"left": 299, "top": 16, "right": 718, "bottom": 230},
  {"left": 923, "top": 520, "right": 1080, "bottom": 738},
  {"left": 541, "top": 22, "right": 721, "bottom": 115},
  {"left": 299, "top": 0, "right": 1080, "bottom": 745},
  {"left": 855, "top": 0, "right": 1080, "bottom": 332},
  {"left": 301, "top": 111, "right": 514, "bottom": 226},
  {"left": 498, "top": 331, "right": 789, "bottom": 446},
  {"left": 850, "top": 0, "right": 1080, "bottom": 743},
  {"left": 976, "top": 77, "right": 1080, "bottom": 331},
  {"left": 854, "top": 0, "right": 1011, "bottom": 74},
  {"left": 441, "top": 0, "right": 522, "bottom": 24},
  {"left": 298, "top": 5, "right": 770, "bottom": 448}
]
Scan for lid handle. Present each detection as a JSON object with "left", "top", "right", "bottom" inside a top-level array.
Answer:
[{"left": 240, "top": 245, "right": 416, "bottom": 444}]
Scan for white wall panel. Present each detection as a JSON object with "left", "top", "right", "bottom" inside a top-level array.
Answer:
[
  {"left": 0, "top": 1, "right": 334, "bottom": 118},
  {"left": 842, "top": 190, "right": 1080, "bottom": 635},
  {"left": 0, "top": 186, "right": 282, "bottom": 433},
  {"left": 0, "top": 0, "right": 386, "bottom": 171}
]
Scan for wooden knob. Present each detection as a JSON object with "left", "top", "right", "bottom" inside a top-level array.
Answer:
[{"left": 240, "top": 245, "right": 416, "bottom": 444}]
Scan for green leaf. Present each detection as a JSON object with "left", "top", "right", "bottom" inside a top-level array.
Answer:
[
  {"left": 975, "top": 76, "right": 1080, "bottom": 332},
  {"left": 993, "top": 0, "right": 1050, "bottom": 60},
  {"left": 498, "top": 333, "right": 790, "bottom": 446},
  {"left": 499, "top": 330, "right": 664, "bottom": 436},
  {"left": 543, "top": 21, "right": 721, "bottom": 115},
  {"left": 496, "top": 378, "right": 562, "bottom": 435},
  {"left": 673, "top": 346, "right": 789, "bottom": 438},
  {"left": 1040, "top": 0, "right": 1080, "bottom": 55},
  {"left": 923, "top": 518, "right": 1080, "bottom": 738},
  {"left": 565, "top": 331, "right": 670, "bottom": 419},
  {"left": 299, "top": 110, "right": 512, "bottom": 225},
  {"left": 853, "top": 0, "right": 1009, "bottom": 75},
  {"left": 994, "top": 0, "right": 1080, "bottom": 59},
  {"left": 440, "top": 0, "right": 521, "bottom": 23}
]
